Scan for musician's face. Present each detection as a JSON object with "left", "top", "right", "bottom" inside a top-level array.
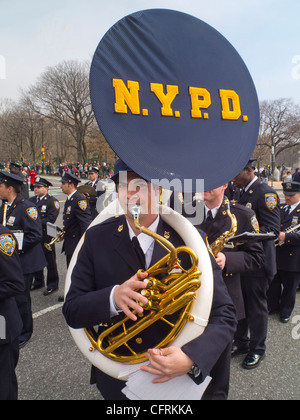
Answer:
[
  {"left": 88, "top": 173, "right": 98, "bottom": 182},
  {"left": 117, "top": 172, "right": 159, "bottom": 218},
  {"left": 0, "top": 183, "right": 10, "bottom": 200},
  {"left": 284, "top": 193, "right": 300, "bottom": 205},
  {"left": 232, "top": 168, "right": 254, "bottom": 188},
  {"left": 34, "top": 186, "right": 48, "bottom": 197},
  {"left": 204, "top": 184, "right": 228, "bottom": 207}
]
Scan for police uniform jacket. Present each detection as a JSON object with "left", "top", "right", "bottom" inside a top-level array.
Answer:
[
  {"left": 62, "top": 191, "right": 92, "bottom": 256},
  {"left": 0, "top": 225, "right": 25, "bottom": 344},
  {"left": 238, "top": 179, "right": 280, "bottom": 280},
  {"left": 276, "top": 203, "right": 300, "bottom": 272},
  {"left": 85, "top": 179, "right": 106, "bottom": 219},
  {"left": 63, "top": 215, "right": 237, "bottom": 399},
  {"left": 0, "top": 196, "right": 47, "bottom": 274},
  {"left": 199, "top": 202, "right": 264, "bottom": 320},
  {"left": 29, "top": 194, "right": 60, "bottom": 242}
]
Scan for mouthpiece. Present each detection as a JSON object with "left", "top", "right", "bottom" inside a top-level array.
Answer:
[{"left": 129, "top": 205, "right": 141, "bottom": 220}]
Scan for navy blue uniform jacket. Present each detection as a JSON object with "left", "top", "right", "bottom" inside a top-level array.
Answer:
[
  {"left": 63, "top": 215, "right": 236, "bottom": 398},
  {"left": 238, "top": 179, "right": 280, "bottom": 280},
  {"left": 277, "top": 203, "right": 300, "bottom": 272},
  {"left": 0, "top": 196, "right": 47, "bottom": 274},
  {"left": 199, "top": 202, "right": 265, "bottom": 320},
  {"left": 0, "top": 225, "right": 25, "bottom": 344},
  {"left": 62, "top": 191, "right": 92, "bottom": 257}
]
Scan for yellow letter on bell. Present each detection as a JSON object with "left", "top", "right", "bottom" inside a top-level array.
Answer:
[
  {"left": 113, "top": 79, "right": 140, "bottom": 115},
  {"left": 189, "top": 87, "right": 211, "bottom": 118},
  {"left": 219, "top": 89, "right": 242, "bottom": 120},
  {"left": 150, "top": 83, "right": 179, "bottom": 117}
]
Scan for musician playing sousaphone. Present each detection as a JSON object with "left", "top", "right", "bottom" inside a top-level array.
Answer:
[
  {"left": 63, "top": 9, "right": 261, "bottom": 400},
  {"left": 63, "top": 160, "right": 237, "bottom": 400}
]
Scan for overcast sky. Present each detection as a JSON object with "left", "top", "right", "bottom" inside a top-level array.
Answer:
[{"left": 0, "top": 0, "right": 299, "bottom": 103}]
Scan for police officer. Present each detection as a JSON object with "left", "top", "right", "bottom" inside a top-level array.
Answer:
[
  {"left": 29, "top": 177, "right": 60, "bottom": 295},
  {"left": 199, "top": 183, "right": 264, "bottom": 322},
  {"left": 60, "top": 173, "right": 92, "bottom": 267},
  {"left": 232, "top": 159, "right": 280, "bottom": 369},
  {"left": 0, "top": 171, "right": 47, "bottom": 347},
  {"left": 9, "top": 162, "right": 29, "bottom": 200},
  {"left": 84, "top": 167, "right": 106, "bottom": 219},
  {"left": 0, "top": 225, "right": 25, "bottom": 400},
  {"left": 268, "top": 181, "right": 300, "bottom": 323},
  {"left": 63, "top": 160, "right": 237, "bottom": 400}
]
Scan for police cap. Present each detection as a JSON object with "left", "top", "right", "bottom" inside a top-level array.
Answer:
[
  {"left": 0, "top": 171, "right": 25, "bottom": 187},
  {"left": 33, "top": 177, "right": 53, "bottom": 188},
  {"left": 60, "top": 173, "right": 81, "bottom": 186},
  {"left": 282, "top": 181, "right": 300, "bottom": 196}
]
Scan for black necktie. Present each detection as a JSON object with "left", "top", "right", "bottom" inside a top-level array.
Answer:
[
  {"left": 206, "top": 210, "right": 213, "bottom": 223},
  {"left": 132, "top": 236, "right": 146, "bottom": 269},
  {"left": 285, "top": 205, "right": 291, "bottom": 215}
]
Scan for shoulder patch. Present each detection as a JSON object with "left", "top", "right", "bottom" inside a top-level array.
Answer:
[
  {"left": 0, "top": 233, "right": 16, "bottom": 256},
  {"left": 251, "top": 215, "right": 260, "bottom": 233},
  {"left": 78, "top": 200, "right": 87, "bottom": 211},
  {"left": 26, "top": 207, "right": 38, "bottom": 220},
  {"left": 54, "top": 201, "right": 60, "bottom": 210},
  {"left": 265, "top": 193, "right": 277, "bottom": 210}
]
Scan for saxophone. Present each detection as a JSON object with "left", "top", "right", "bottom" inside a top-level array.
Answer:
[{"left": 210, "top": 197, "right": 238, "bottom": 257}]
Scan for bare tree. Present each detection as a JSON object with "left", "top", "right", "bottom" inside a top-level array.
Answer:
[
  {"left": 26, "top": 60, "right": 95, "bottom": 162},
  {"left": 255, "top": 98, "right": 300, "bottom": 170}
]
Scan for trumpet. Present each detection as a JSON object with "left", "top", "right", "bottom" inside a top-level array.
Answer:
[
  {"left": 275, "top": 223, "right": 300, "bottom": 247},
  {"left": 44, "top": 230, "right": 65, "bottom": 251}
]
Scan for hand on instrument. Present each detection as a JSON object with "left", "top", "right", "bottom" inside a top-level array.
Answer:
[
  {"left": 141, "top": 346, "right": 194, "bottom": 383},
  {"left": 215, "top": 252, "right": 226, "bottom": 270},
  {"left": 114, "top": 272, "right": 148, "bottom": 321},
  {"left": 278, "top": 232, "right": 286, "bottom": 243}
]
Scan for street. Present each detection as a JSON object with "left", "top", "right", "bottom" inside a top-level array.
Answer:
[{"left": 15, "top": 176, "right": 300, "bottom": 400}]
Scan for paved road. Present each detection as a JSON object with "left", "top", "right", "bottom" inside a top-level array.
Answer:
[{"left": 15, "top": 176, "right": 300, "bottom": 400}]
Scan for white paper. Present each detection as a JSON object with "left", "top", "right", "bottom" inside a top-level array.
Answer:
[
  {"left": 121, "top": 368, "right": 212, "bottom": 400},
  {"left": 46, "top": 222, "right": 60, "bottom": 238},
  {"left": 12, "top": 231, "right": 24, "bottom": 251}
]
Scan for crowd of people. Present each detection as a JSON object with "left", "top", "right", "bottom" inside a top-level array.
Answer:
[{"left": 0, "top": 159, "right": 299, "bottom": 400}]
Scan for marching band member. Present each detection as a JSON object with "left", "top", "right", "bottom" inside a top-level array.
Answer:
[
  {"left": 29, "top": 177, "right": 60, "bottom": 295},
  {"left": 84, "top": 167, "right": 106, "bottom": 219},
  {"left": 0, "top": 171, "right": 47, "bottom": 348},
  {"left": 232, "top": 160, "right": 280, "bottom": 369},
  {"left": 60, "top": 173, "right": 92, "bottom": 267},
  {"left": 0, "top": 224, "right": 25, "bottom": 400},
  {"left": 199, "top": 183, "right": 264, "bottom": 322},
  {"left": 268, "top": 181, "right": 300, "bottom": 322},
  {"left": 63, "top": 160, "right": 237, "bottom": 400}
]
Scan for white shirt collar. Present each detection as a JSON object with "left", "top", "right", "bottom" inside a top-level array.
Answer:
[
  {"left": 126, "top": 215, "right": 160, "bottom": 268},
  {"left": 67, "top": 190, "right": 77, "bottom": 200},
  {"left": 204, "top": 202, "right": 222, "bottom": 219},
  {"left": 245, "top": 176, "right": 258, "bottom": 192},
  {"left": 287, "top": 201, "right": 300, "bottom": 213}
]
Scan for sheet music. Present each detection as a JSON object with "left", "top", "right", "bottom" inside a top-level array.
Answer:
[
  {"left": 46, "top": 222, "right": 60, "bottom": 238},
  {"left": 12, "top": 231, "right": 24, "bottom": 251},
  {"left": 121, "top": 368, "right": 212, "bottom": 400}
]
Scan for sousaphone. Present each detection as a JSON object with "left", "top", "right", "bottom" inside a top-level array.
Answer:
[{"left": 64, "top": 9, "right": 260, "bottom": 380}]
